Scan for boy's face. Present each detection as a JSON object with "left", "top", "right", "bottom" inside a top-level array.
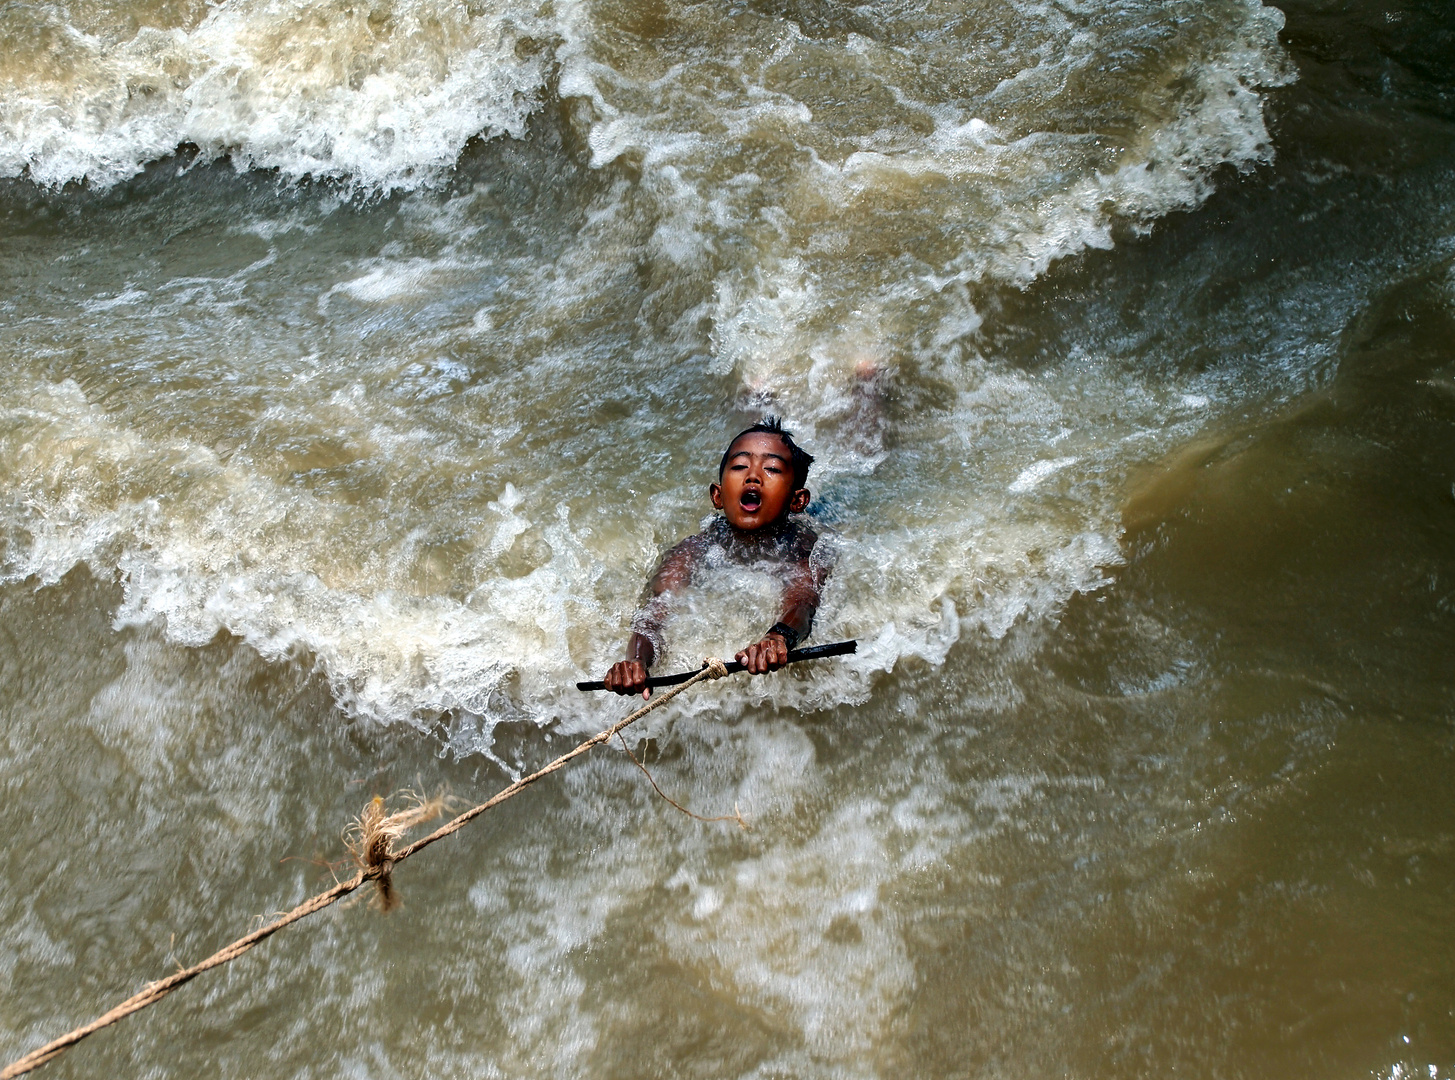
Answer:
[{"left": 711, "top": 432, "right": 809, "bottom": 530}]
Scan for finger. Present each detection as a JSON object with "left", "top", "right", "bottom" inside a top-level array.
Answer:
[{"left": 643, "top": 687, "right": 651, "bottom": 700}]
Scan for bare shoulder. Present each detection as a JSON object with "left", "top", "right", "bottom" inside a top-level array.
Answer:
[
  {"left": 663, "top": 529, "right": 712, "bottom": 560},
  {"left": 648, "top": 527, "right": 713, "bottom": 593},
  {"left": 789, "top": 515, "right": 836, "bottom": 550},
  {"left": 787, "top": 516, "right": 838, "bottom": 573}
]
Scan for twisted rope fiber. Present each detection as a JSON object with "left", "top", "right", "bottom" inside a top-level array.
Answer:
[{"left": 1, "top": 658, "right": 732, "bottom": 1080}]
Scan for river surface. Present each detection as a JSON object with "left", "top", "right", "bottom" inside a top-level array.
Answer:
[{"left": 1, "top": 0, "right": 1453, "bottom": 1076}]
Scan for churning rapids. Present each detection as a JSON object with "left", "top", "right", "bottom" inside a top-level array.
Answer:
[{"left": 2, "top": 0, "right": 1454, "bottom": 1077}]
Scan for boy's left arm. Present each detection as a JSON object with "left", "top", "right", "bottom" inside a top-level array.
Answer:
[{"left": 736, "top": 541, "right": 830, "bottom": 675}]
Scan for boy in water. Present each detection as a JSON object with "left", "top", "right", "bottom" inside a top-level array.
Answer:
[{"left": 603, "top": 419, "right": 831, "bottom": 698}]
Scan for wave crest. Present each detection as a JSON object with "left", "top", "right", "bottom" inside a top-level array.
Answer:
[{"left": 0, "top": 0, "right": 568, "bottom": 191}]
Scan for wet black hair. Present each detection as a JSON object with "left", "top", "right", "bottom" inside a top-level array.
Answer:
[{"left": 718, "top": 417, "right": 815, "bottom": 488}]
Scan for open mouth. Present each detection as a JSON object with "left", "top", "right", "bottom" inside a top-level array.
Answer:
[{"left": 740, "top": 490, "right": 762, "bottom": 512}]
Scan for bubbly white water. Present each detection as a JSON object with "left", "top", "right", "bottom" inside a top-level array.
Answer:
[
  {"left": 0, "top": 0, "right": 567, "bottom": 190},
  {"left": 0, "top": 0, "right": 1295, "bottom": 741}
]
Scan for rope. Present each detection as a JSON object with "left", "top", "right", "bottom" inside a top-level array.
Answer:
[
  {"left": 616, "top": 732, "right": 748, "bottom": 829},
  {"left": 1, "top": 657, "right": 732, "bottom": 1080}
]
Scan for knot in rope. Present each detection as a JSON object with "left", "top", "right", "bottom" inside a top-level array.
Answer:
[{"left": 703, "top": 656, "right": 729, "bottom": 679}]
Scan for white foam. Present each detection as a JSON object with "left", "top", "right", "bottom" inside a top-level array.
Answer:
[
  {"left": 320, "top": 258, "right": 456, "bottom": 309},
  {"left": 554, "top": 0, "right": 1293, "bottom": 418},
  {"left": 1009, "top": 457, "right": 1080, "bottom": 494},
  {"left": 0, "top": 0, "right": 572, "bottom": 191},
  {"left": 81, "top": 286, "right": 150, "bottom": 312}
]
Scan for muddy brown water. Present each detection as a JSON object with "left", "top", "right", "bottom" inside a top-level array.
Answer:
[{"left": 1, "top": 0, "right": 1453, "bottom": 1076}]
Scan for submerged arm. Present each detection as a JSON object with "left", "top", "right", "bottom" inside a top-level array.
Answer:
[{"left": 604, "top": 535, "right": 702, "bottom": 696}]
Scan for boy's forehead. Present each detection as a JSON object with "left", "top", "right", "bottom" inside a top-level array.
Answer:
[{"left": 725, "top": 431, "right": 792, "bottom": 458}]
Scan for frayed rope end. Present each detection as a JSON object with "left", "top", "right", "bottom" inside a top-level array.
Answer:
[{"left": 343, "top": 790, "right": 451, "bottom": 912}]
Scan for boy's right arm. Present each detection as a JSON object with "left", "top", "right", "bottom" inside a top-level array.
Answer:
[{"left": 604, "top": 535, "right": 702, "bottom": 697}]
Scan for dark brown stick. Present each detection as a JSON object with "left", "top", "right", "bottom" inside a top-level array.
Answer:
[{"left": 575, "top": 639, "right": 857, "bottom": 691}]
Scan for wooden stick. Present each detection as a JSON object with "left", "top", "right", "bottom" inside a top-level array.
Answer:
[{"left": 575, "top": 639, "right": 857, "bottom": 691}]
